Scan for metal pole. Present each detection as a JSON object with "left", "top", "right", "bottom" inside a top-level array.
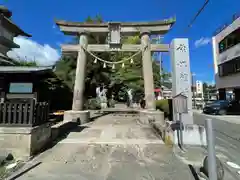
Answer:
[
  {"left": 205, "top": 118, "right": 218, "bottom": 180},
  {"left": 159, "top": 52, "right": 162, "bottom": 83},
  {"left": 179, "top": 113, "right": 183, "bottom": 147},
  {"left": 192, "top": 73, "right": 196, "bottom": 109}
]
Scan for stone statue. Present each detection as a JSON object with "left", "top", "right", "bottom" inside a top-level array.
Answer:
[
  {"left": 96, "top": 87, "right": 101, "bottom": 98},
  {"left": 96, "top": 86, "right": 108, "bottom": 109},
  {"left": 127, "top": 89, "right": 133, "bottom": 108}
]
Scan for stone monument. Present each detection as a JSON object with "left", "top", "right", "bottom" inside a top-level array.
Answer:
[
  {"left": 170, "top": 38, "right": 193, "bottom": 124},
  {"left": 99, "top": 86, "right": 108, "bottom": 109}
]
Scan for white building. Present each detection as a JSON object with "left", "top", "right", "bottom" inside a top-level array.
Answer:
[
  {"left": 162, "top": 86, "right": 172, "bottom": 99},
  {"left": 212, "top": 14, "right": 240, "bottom": 100},
  {"left": 196, "top": 80, "right": 203, "bottom": 97}
]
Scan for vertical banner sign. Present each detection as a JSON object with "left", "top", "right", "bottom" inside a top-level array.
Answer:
[{"left": 170, "top": 39, "right": 193, "bottom": 124}]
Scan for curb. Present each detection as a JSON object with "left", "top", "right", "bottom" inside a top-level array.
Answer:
[
  {"left": 150, "top": 120, "right": 174, "bottom": 147},
  {"left": 5, "top": 161, "right": 41, "bottom": 180}
]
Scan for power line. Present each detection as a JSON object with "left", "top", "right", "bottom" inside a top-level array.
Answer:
[{"left": 184, "top": 0, "right": 210, "bottom": 33}]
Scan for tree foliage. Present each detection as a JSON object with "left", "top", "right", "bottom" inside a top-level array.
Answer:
[{"left": 13, "top": 59, "right": 38, "bottom": 66}]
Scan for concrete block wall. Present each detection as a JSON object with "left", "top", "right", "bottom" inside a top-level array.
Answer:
[{"left": 0, "top": 124, "right": 51, "bottom": 160}]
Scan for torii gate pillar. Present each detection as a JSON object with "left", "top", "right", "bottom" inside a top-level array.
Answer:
[
  {"left": 141, "top": 32, "right": 156, "bottom": 110},
  {"left": 64, "top": 33, "right": 90, "bottom": 124},
  {"left": 72, "top": 33, "right": 88, "bottom": 111}
]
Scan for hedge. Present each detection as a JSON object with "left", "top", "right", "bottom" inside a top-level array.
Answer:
[{"left": 156, "top": 99, "right": 173, "bottom": 120}]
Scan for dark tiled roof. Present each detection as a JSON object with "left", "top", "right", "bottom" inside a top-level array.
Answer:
[
  {"left": 0, "top": 53, "right": 15, "bottom": 65},
  {"left": 0, "top": 6, "right": 12, "bottom": 18},
  {"left": 0, "top": 15, "right": 31, "bottom": 37},
  {"left": 0, "top": 66, "right": 54, "bottom": 73},
  {"left": 0, "top": 36, "right": 20, "bottom": 48}
]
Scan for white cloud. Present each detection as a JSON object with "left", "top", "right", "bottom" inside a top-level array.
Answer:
[
  {"left": 194, "top": 37, "right": 211, "bottom": 48},
  {"left": 7, "top": 36, "right": 60, "bottom": 66}
]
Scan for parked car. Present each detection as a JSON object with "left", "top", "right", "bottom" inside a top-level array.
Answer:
[
  {"left": 203, "top": 100, "right": 240, "bottom": 115},
  {"left": 203, "top": 100, "right": 229, "bottom": 115}
]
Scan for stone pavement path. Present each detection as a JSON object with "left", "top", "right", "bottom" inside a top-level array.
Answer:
[{"left": 17, "top": 113, "right": 193, "bottom": 180}]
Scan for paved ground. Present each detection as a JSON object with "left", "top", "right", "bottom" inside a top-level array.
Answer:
[
  {"left": 16, "top": 113, "right": 193, "bottom": 180},
  {"left": 193, "top": 109, "right": 240, "bottom": 124},
  {"left": 174, "top": 145, "right": 240, "bottom": 180},
  {"left": 193, "top": 111, "right": 240, "bottom": 178}
]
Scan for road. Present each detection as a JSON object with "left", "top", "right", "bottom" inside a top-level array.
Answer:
[{"left": 194, "top": 112, "right": 240, "bottom": 177}]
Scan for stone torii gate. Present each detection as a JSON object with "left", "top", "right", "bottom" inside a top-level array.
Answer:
[{"left": 55, "top": 18, "right": 193, "bottom": 125}]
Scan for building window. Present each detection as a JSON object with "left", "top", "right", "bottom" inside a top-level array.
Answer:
[
  {"left": 218, "top": 27, "right": 240, "bottom": 53},
  {"left": 218, "top": 56, "right": 240, "bottom": 76}
]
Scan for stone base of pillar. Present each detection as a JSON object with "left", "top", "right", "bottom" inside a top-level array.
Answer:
[
  {"left": 139, "top": 110, "right": 164, "bottom": 125},
  {"left": 64, "top": 110, "right": 90, "bottom": 124}
]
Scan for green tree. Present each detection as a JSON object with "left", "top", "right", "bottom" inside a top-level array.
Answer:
[{"left": 13, "top": 59, "right": 38, "bottom": 66}]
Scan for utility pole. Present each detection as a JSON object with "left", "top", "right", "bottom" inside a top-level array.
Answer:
[
  {"left": 192, "top": 73, "right": 196, "bottom": 109},
  {"left": 159, "top": 52, "right": 163, "bottom": 83}
]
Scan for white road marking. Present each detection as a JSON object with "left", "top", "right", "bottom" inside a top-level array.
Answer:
[
  {"left": 237, "top": 170, "right": 240, "bottom": 175},
  {"left": 226, "top": 161, "right": 240, "bottom": 169}
]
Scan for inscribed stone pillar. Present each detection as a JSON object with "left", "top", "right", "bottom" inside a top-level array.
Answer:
[
  {"left": 72, "top": 33, "right": 88, "bottom": 111},
  {"left": 170, "top": 38, "right": 193, "bottom": 124},
  {"left": 141, "top": 32, "right": 156, "bottom": 110}
]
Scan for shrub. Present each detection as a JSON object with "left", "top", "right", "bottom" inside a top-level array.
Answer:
[
  {"left": 156, "top": 99, "right": 169, "bottom": 117},
  {"left": 84, "top": 98, "right": 101, "bottom": 110},
  {"left": 108, "top": 99, "right": 115, "bottom": 108}
]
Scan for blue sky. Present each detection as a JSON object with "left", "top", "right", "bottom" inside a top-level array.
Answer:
[{"left": 2, "top": 0, "right": 240, "bottom": 84}]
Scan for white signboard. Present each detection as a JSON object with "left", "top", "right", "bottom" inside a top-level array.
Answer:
[
  {"left": 170, "top": 39, "right": 193, "bottom": 124},
  {"left": 9, "top": 83, "right": 33, "bottom": 93},
  {"left": 196, "top": 80, "right": 203, "bottom": 95}
]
